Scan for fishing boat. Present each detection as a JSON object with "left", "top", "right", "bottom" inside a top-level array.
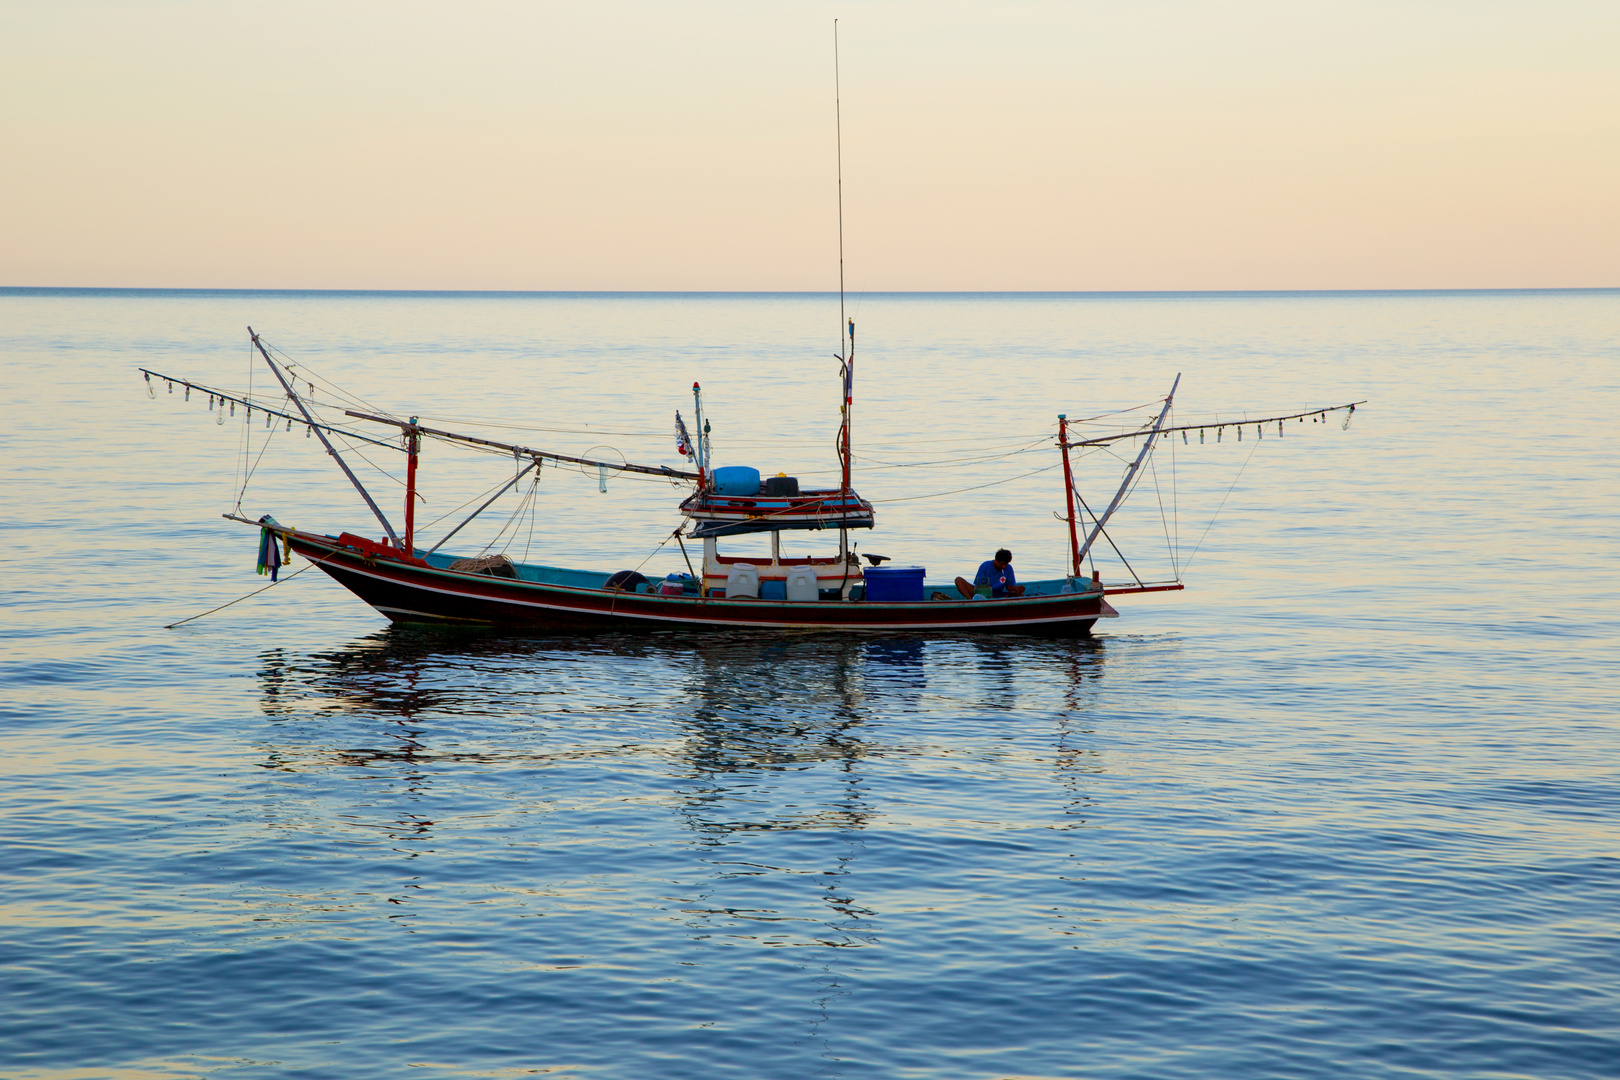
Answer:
[
  {"left": 141, "top": 35, "right": 1359, "bottom": 634},
  {"left": 140, "top": 329, "right": 1360, "bottom": 636}
]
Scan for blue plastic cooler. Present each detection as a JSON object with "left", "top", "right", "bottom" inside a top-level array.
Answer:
[{"left": 862, "top": 565, "right": 926, "bottom": 602}]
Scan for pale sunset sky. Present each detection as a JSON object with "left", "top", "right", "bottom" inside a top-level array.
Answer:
[{"left": 3, "top": 1, "right": 1616, "bottom": 291}]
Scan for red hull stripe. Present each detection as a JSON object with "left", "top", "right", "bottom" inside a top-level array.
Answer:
[{"left": 289, "top": 534, "right": 1106, "bottom": 633}]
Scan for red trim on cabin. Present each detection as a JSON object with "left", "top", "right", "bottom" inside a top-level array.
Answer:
[{"left": 706, "top": 553, "right": 843, "bottom": 566}]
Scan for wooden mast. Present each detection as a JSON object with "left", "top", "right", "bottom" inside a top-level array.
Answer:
[
  {"left": 403, "top": 416, "right": 420, "bottom": 555},
  {"left": 841, "top": 322, "right": 853, "bottom": 495},
  {"left": 1058, "top": 414, "right": 1082, "bottom": 579}
]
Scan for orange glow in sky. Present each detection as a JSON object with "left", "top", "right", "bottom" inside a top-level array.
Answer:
[{"left": 3, "top": 1, "right": 1616, "bottom": 290}]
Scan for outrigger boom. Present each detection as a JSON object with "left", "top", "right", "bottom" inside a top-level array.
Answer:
[
  {"left": 343, "top": 410, "right": 701, "bottom": 481},
  {"left": 251, "top": 329, "right": 401, "bottom": 549},
  {"left": 1075, "top": 373, "right": 1180, "bottom": 570}
]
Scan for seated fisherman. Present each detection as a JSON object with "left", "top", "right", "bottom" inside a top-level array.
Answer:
[{"left": 955, "top": 548, "right": 1025, "bottom": 598}]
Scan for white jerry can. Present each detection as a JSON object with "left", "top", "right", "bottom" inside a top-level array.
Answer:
[
  {"left": 784, "top": 565, "right": 818, "bottom": 602},
  {"left": 726, "top": 563, "right": 760, "bottom": 599}
]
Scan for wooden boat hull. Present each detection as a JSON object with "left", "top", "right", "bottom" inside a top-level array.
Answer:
[{"left": 287, "top": 530, "right": 1113, "bottom": 636}]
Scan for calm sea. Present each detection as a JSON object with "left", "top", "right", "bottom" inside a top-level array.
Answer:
[{"left": 2, "top": 288, "right": 1617, "bottom": 1079}]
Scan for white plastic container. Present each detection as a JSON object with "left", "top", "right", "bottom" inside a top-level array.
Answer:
[
  {"left": 726, "top": 563, "right": 760, "bottom": 599},
  {"left": 784, "top": 565, "right": 818, "bottom": 602}
]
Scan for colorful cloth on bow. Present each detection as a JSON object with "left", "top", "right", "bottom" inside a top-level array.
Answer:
[{"left": 256, "top": 520, "right": 283, "bottom": 581}]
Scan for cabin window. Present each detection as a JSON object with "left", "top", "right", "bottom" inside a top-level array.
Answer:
[{"left": 718, "top": 533, "right": 778, "bottom": 563}]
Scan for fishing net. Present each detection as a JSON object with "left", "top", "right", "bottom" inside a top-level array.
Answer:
[{"left": 447, "top": 554, "right": 517, "bottom": 578}]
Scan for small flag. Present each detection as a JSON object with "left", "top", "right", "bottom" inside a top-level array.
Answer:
[{"left": 674, "top": 411, "right": 692, "bottom": 457}]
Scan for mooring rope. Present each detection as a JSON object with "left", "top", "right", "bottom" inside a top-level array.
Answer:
[{"left": 164, "top": 545, "right": 341, "bottom": 629}]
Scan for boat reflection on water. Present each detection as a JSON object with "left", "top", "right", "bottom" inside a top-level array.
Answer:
[
  {"left": 249, "top": 628, "right": 1111, "bottom": 952},
  {"left": 676, "top": 635, "right": 883, "bottom": 839},
  {"left": 252, "top": 627, "right": 1109, "bottom": 804}
]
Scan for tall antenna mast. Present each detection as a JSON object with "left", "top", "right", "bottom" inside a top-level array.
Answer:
[
  {"left": 835, "top": 19, "right": 845, "bottom": 348},
  {"left": 833, "top": 19, "right": 855, "bottom": 498}
]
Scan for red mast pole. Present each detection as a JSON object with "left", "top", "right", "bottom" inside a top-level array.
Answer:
[
  {"left": 1059, "top": 414, "right": 1081, "bottom": 579},
  {"left": 841, "top": 320, "right": 853, "bottom": 495},
  {"left": 403, "top": 416, "right": 419, "bottom": 554}
]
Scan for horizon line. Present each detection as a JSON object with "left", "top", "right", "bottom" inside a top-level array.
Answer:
[{"left": 3, "top": 285, "right": 1617, "bottom": 299}]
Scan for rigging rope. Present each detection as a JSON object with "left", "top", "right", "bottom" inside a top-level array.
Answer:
[
  {"left": 483, "top": 468, "right": 543, "bottom": 556},
  {"left": 1180, "top": 436, "right": 1265, "bottom": 574},
  {"left": 869, "top": 460, "right": 1062, "bottom": 503},
  {"left": 418, "top": 469, "right": 522, "bottom": 533},
  {"left": 233, "top": 339, "right": 254, "bottom": 513},
  {"left": 631, "top": 527, "right": 684, "bottom": 576},
  {"left": 853, "top": 434, "right": 1052, "bottom": 470},
  {"left": 237, "top": 419, "right": 280, "bottom": 504},
  {"left": 260, "top": 340, "right": 394, "bottom": 422},
  {"left": 1148, "top": 453, "right": 1175, "bottom": 579},
  {"left": 1070, "top": 479, "right": 1146, "bottom": 587}
]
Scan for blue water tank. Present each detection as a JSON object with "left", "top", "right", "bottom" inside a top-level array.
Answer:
[
  {"left": 863, "top": 565, "right": 926, "bottom": 602},
  {"left": 712, "top": 466, "right": 761, "bottom": 495}
]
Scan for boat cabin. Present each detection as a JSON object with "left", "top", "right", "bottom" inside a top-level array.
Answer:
[{"left": 679, "top": 467, "right": 874, "bottom": 599}]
